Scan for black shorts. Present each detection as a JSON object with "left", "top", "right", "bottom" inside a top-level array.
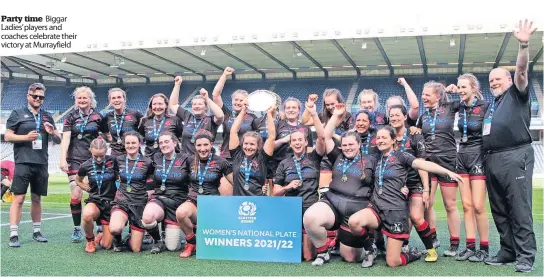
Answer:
[
  {"left": 319, "top": 191, "right": 369, "bottom": 248},
  {"left": 319, "top": 157, "right": 333, "bottom": 173},
  {"left": 67, "top": 158, "right": 85, "bottom": 177},
  {"left": 111, "top": 200, "right": 145, "bottom": 232},
  {"left": 407, "top": 182, "right": 423, "bottom": 198},
  {"left": 427, "top": 155, "right": 457, "bottom": 186},
  {"left": 149, "top": 195, "right": 184, "bottom": 226},
  {"left": 367, "top": 203, "right": 410, "bottom": 240},
  {"left": 11, "top": 163, "right": 48, "bottom": 196},
  {"left": 456, "top": 152, "right": 486, "bottom": 180},
  {"left": 85, "top": 197, "right": 113, "bottom": 225}
]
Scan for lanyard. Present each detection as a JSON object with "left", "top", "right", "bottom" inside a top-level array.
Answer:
[
  {"left": 113, "top": 108, "right": 126, "bottom": 139},
  {"left": 398, "top": 128, "right": 407, "bottom": 152},
  {"left": 292, "top": 154, "right": 305, "bottom": 181},
  {"left": 161, "top": 153, "right": 177, "bottom": 186},
  {"left": 152, "top": 116, "right": 166, "bottom": 142},
  {"left": 242, "top": 157, "right": 253, "bottom": 184},
  {"left": 125, "top": 153, "right": 141, "bottom": 189},
  {"left": 28, "top": 107, "right": 42, "bottom": 133},
  {"left": 91, "top": 157, "right": 106, "bottom": 194},
  {"left": 426, "top": 108, "right": 438, "bottom": 137},
  {"left": 198, "top": 156, "right": 213, "bottom": 188},
  {"left": 360, "top": 134, "right": 371, "bottom": 155},
  {"left": 463, "top": 99, "right": 477, "bottom": 139},
  {"left": 192, "top": 116, "right": 205, "bottom": 137},
  {"left": 78, "top": 109, "right": 91, "bottom": 135},
  {"left": 378, "top": 151, "right": 395, "bottom": 193},
  {"left": 341, "top": 154, "right": 360, "bottom": 178}
]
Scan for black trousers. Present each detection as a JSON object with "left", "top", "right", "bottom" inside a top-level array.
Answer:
[{"left": 485, "top": 144, "right": 536, "bottom": 265}]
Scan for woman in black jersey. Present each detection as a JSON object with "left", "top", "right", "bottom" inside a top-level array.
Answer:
[
  {"left": 348, "top": 126, "right": 463, "bottom": 268},
  {"left": 142, "top": 132, "right": 190, "bottom": 254},
  {"left": 384, "top": 78, "right": 421, "bottom": 126},
  {"left": 350, "top": 110, "right": 379, "bottom": 158},
  {"left": 138, "top": 93, "right": 183, "bottom": 158},
  {"left": 169, "top": 77, "right": 225, "bottom": 155},
  {"left": 303, "top": 103, "right": 376, "bottom": 267},
  {"left": 273, "top": 100, "right": 326, "bottom": 261},
  {"left": 271, "top": 97, "right": 314, "bottom": 184},
  {"left": 300, "top": 90, "right": 352, "bottom": 189},
  {"left": 109, "top": 131, "right": 155, "bottom": 253},
  {"left": 76, "top": 137, "right": 117, "bottom": 253},
  {"left": 104, "top": 88, "right": 143, "bottom": 156},
  {"left": 446, "top": 74, "right": 490, "bottom": 262},
  {"left": 357, "top": 89, "right": 387, "bottom": 126},
  {"left": 176, "top": 130, "right": 233, "bottom": 259},
  {"left": 388, "top": 105, "right": 438, "bottom": 262},
  {"left": 211, "top": 67, "right": 258, "bottom": 195},
  {"left": 417, "top": 81, "right": 461, "bottom": 256},
  {"left": 60, "top": 86, "right": 107, "bottom": 243},
  {"left": 229, "top": 104, "right": 276, "bottom": 196}
]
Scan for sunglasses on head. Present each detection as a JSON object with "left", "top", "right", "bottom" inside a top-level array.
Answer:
[{"left": 28, "top": 94, "right": 45, "bottom": 100}]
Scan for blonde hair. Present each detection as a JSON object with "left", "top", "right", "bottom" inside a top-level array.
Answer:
[
  {"left": 423, "top": 81, "right": 449, "bottom": 105},
  {"left": 458, "top": 73, "right": 483, "bottom": 100},
  {"left": 358, "top": 89, "right": 380, "bottom": 112},
  {"left": 108, "top": 87, "right": 127, "bottom": 101},
  {"left": 385, "top": 95, "right": 407, "bottom": 118},
  {"left": 73, "top": 86, "right": 97, "bottom": 108},
  {"left": 89, "top": 137, "right": 107, "bottom": 151},
  {"left": 232, "top": 89, "right": 249, "bottom": 99}
]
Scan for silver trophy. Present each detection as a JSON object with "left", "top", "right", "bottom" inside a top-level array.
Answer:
[{"left": 247, "top": 90, "right": 282, "bottom": 116}]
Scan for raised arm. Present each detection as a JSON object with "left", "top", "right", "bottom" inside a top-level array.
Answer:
[
  {"left": 324, "top": 103, "right": 345, "bottom": 154},
  {"left": 169, "top": 76, "right": 182, "bottom": 114},
  {"left": 513, "top": 19, "right": 537, "bottom": 93},
  {"left": 212, "top": 67, "right": 235, "bottom": 108},
  {"left": 229, "top": 101, "right": 247, "bottom": 151},
  {"left": 301, "top": 94, "right": 318, "bottom": 125},
  {"left": 398, "top": 78, "right": 420, "bottom": 120},
  {"left": 263, "top": 105, "right": 277, "bottom": 156},
  {"left": 306, "top": 100, "right": 325, "bottom": 156},
  {"left": 200, "top": 88, "right": 225, "bottom": 125}
]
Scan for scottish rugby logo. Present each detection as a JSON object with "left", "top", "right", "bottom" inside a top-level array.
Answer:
[{"left": 238, "top": 201, "right": 257, "bottom": 224}]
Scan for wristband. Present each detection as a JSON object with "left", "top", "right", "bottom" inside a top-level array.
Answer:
[{"left": 520, "top": 43, "right": 529, "bottom": 49}]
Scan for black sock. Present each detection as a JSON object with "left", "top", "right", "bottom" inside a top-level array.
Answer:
[
  {"left": 86, "top": 235, "right": 95, "bottom": 242},
  {"left": 70, "top": 199, "right": 82, "bottom": 227},
  {"left": 186, "top": 233, "right": 196, "bottom": 244},
  {"left": 403, "top": 239, "right": 409, "bottom": 247},
  {"left": 480, "top": 241, "right": 489, "bottom": 252},
  {"left": 416, "top": 221, "right": 434, "bottom": 249},
  {"left": 1, "top": 184, "right": 8, "bottom": 198},
  {"left": 400, "top": 250, "right": 420, "bottom": 265},
  {"left": 430, "top": 228, "right": 437, "bottom": 241},
  {"left": 375, "top": 234, "right": 385, "bottom": 251},
  {"left": 450, "top": 236, "right": 460, "bottom": 248},
  {"left": 113, "top": 234, "right": 122, "bottom": 245},
  {"left": 466, "top": 238, "right": 476, "bottom": 251},
  {"left": 148, "top": 226, "right": 161, "bottom": 242},
  {"left": 362, "top": 234, "right": 373, "bottom": 252}
]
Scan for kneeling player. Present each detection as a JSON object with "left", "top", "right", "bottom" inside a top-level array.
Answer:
[
  {"left": 76, "top": 137, "right": 118, "bottom": 252},
  {"left": 142, "top": 132, "right": 189, "bottom": 253}
]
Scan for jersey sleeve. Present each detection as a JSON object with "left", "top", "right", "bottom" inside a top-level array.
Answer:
[
  {"left": 306, "top": 126, "right": 314, "bottom": 147},
  {"left": 221, "top": 158, "right": 233, "bottom": 176},
  {"left": 326, "top": 147, "right": 342, "bottom": 164},
  {"left": 6, "top": 110, "right": 20, "bottom": 131},
  {"left": 176, "top": 106, "right": 192, "bottom": 122},
  {"left": 416, "top": 114, "right": 423, "bottom": 129},
  {"left": 62, "top": 112, "right": 73, "bottom": 132},
  {"left": 229, "top": 145, "right": 243, "bottom": 161},
  {"left": 399, "top": 152, "right": 417, "bottom": 168},
  {"left": 77, "top": 161, "right": 89, "bottom": 177},
  {"left": 273, "top": 161, "right": 286, "bottom": 186},
  {"left": 137, "top": 117, "right": 147, "bottom": 137}
]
